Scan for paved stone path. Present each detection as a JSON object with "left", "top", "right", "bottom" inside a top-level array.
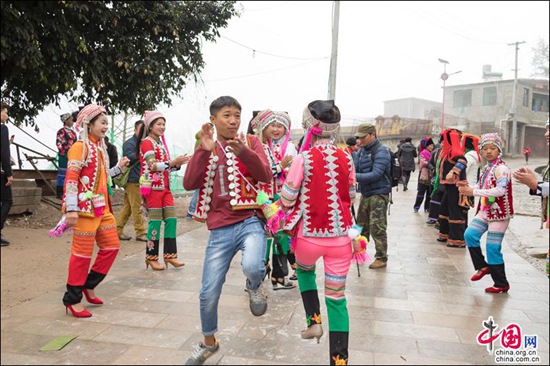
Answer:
[{"left": 1, "top": 158, "right": 548, "bottom": 365}]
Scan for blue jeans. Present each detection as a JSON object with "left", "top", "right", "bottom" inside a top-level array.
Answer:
[
  {"left": 188, "top": 189, "right": 199, "bottom": 214},
  {"left": 199, "top": 215, "right": 267, "bottom": 335}
]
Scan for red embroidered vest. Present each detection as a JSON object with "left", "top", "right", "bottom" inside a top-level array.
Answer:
[
  {"left": 62, "top": 141, "right": 111, "bottom": 217},
  {"left": 193, "top": 135, "right": 272, "bottom": 223},
  {"left": 476, "top": 159, "right": 514, "bottom": 221},
  {"left": 260, "top": 143, "right": 278, "bottom": 198},
  {"left": 140, "top": 137, "right": 171, "bottom": 191},
  {"left": 283, "top": 143, "right": 353, "bottom": 237}
]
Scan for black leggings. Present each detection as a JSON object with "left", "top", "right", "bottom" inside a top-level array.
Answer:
[
  {"left": 401, "top": 170, "right": 413, "bottom": 187},
  {"left": 414, "top": 183, "right": 431, "bottom": 211},
  {"left": 0, "top": 175, "right": 13, "bottom": 231}
]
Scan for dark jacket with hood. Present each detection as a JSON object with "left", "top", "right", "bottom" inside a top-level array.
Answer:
[{"left": 398, "top": 142, "right": 417, "bottom": 172}]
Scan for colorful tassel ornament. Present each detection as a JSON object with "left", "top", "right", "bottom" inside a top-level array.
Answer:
[{"left": 348, "top": 224, "right": 371, "bottom": 277}]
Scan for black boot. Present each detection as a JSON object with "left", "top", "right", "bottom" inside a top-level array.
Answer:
[
  {"left": 301, "top": 289, "right": 321, "bottom": 326},
  {"left": 163, "top": 237, "right": 178, "bottom": 255},
  {"left": 329, "top": 331, "right": 349, "bottom": 365},
  {"left": 468, "top": 247, "right": 488, "bottom": 270},
  {"left": 84, "top": 270, "right": 106, "bottom": 290},
  {"left": 145, "top": 240, "right": 165, "bottom": 270},
  {"left": 486, "top": 264, "right": 510, "bottom": 293},
  {"left": 56, "top": 185, "right": 64, "bottom": 199},
  {"left": 62, "top": 284, "right": 83, "bottom": 306}
]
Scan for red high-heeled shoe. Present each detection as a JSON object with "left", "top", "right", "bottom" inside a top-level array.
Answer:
[
  {"left": 66, "top": 304, "right": 92, "bottom": 318},
  {"left": 485, "top": 285, "right": 510, "bottom": 293},
  {"left": 470, "top": 267, "right": 490, "bottom": 281},
  {"left": 82, "top": 288, "right": 104, "bottom": 305}
]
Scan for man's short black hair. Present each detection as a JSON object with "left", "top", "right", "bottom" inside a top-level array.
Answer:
[
  {"left": 134, "top": 119, "right": 144, "bottom": 129},
  {"left": 210, "top": 96, "right": 241, "bottom": 117},
  {"left": 346, "top": 136, "right": 356, "bottom": 146},
  {"left": 404, "top": 137, "right": 412, "bottom": 143}
]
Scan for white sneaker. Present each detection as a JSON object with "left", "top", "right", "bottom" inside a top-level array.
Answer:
[
  {"left": 185, "top": 341, "right": 219, "bottom": 365},
  {"left": 247, "top": 284, "right": 268, "bottom": 316}
]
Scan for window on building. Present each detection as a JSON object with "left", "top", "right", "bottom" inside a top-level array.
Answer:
[
  {"left": 522, "top": 88, "right": 530, "bottom": 107},
  {"left": 483, "top": 87, "right": 497, "bottom": 106},
  {"left": 532, "top": 93, "right": 549, "bottom": 112},
  {"left": 453, "top": 89, "right": 472, "bottom": 108}
]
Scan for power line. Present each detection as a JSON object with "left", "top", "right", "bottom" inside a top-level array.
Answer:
[
  {"left": 430, "top": 3, "right": 509, "bottom": 43},
  {"left": 243, "top": 2, "right": 291, "bottom": 12},
  {"left": 10, "top": 123, "right": 57, "bottom": 154},
  {"left": 221, "top": 35, "right": 329, "bottom": 61},
  {"left": 205, "top": 59, "right": 326, "bottom": 82},
  {"left": 407, "top": 4, "right": 509, "bottom": 46}
]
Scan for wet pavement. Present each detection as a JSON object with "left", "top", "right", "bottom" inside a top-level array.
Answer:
[{"left": 1, "top": 157, "right": 548, "bottom": 365}]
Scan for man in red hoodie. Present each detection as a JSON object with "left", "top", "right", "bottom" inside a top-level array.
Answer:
[{"left": 183, "top": 96, "right": 272, "bottom": 365}]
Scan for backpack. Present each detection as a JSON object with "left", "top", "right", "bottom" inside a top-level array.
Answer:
[
  {"left": 370, "top": 144, "right": 402, "bottom": 215},
  {"left": 371, "top": 144, "right": 401, "bottom": 189}
]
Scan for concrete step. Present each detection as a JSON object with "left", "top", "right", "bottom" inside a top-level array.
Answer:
[{"left": 10, "top": 180, "right": 42, "bottom": 215}]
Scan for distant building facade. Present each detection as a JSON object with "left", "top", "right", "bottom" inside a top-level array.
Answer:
[
  {"left": 443, "top": 78, "right": 549, "bottom": 157},
  {"left": 383, "top": 97, "right": 441, "bottom": 120}
]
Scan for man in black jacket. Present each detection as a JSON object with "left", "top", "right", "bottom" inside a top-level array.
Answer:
[
  {"left": 397, "top": 137, "right": 417, "bottom": 191},
  {"left": 1, "top": 102, "right": 13, "bottom": 246}
]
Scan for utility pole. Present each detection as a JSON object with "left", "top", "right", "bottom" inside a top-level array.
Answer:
[
  {"left": 438, "top": 58, "right": 449, "bottom": 132},
  {"left": 121, "top": 111, "right": 128, "bottom": 143},
  {"left": 508, "top": 41, "right": 525, "bottom": 157},
  {"left": 327, "top": 1, "right": 340, "bottom": 100}
]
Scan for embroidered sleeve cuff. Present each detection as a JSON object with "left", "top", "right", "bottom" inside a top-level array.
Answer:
[
  {"left": 453, "top": 161, "right": 467, "bottom": 172},
  {"left": 540, "top": 182, "right": 549, "bottom": 197},
  {"left": 153, "top": 161, "right": 168, "bottom": 172},
  {"left": 349, "top": 186, "right": 356, "bottom": 201},
  {"left": 65, "top": 180, "right": 79, "bottom": 211},
  {"left": 528, "top": 181, "right": 545, "bottom": 196},
  {"left": 270, "top": 164, "right": 279, "bottom": 176},
  {"left": 109, "top": 165, "right": 122, "bottom": 177}
]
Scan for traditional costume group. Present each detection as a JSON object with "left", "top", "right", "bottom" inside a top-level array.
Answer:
[{"left": 53, "top": 97, "right": 535, "bottom": 365}]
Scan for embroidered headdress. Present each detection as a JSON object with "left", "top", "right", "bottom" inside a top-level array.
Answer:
[
  {"left": 480, "top": 133, "right": 504, "bottom": 153},
  {"left": 300, "top": 100, "right": 341, "bottom": 152},
  {"left": 143, "top": 110, "right": 165, "bottom": 131},
  {"left": 440, "top": 128, "right": 464, "bottom": 160},
  {"left": 250, "top": 109, "right": 275, "bottom": 136},
  {"left": 273, "top": 111, "right": 290, "bottom": 131},
  {"left": 418, "top": 137, "right": 434, "bottom": 160},
  {"left": 461, "top": 133, "right": 481, "bottom": 162},
  {"left": 142, "top": 110, "right": 171, "bottom": 160},
  {"left": 419, "top": 136, "right": 434, "bottom": 151},
  {"left": 75, "top": 103, "right": 108, "bottom": 161},
  {"left": 60, "top": 113, "right": 72, "bottom": 124}
]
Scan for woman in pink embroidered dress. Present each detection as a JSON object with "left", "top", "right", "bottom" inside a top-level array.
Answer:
[{"left": 279, "top": 100, "right": 356, "bottom": 365}]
